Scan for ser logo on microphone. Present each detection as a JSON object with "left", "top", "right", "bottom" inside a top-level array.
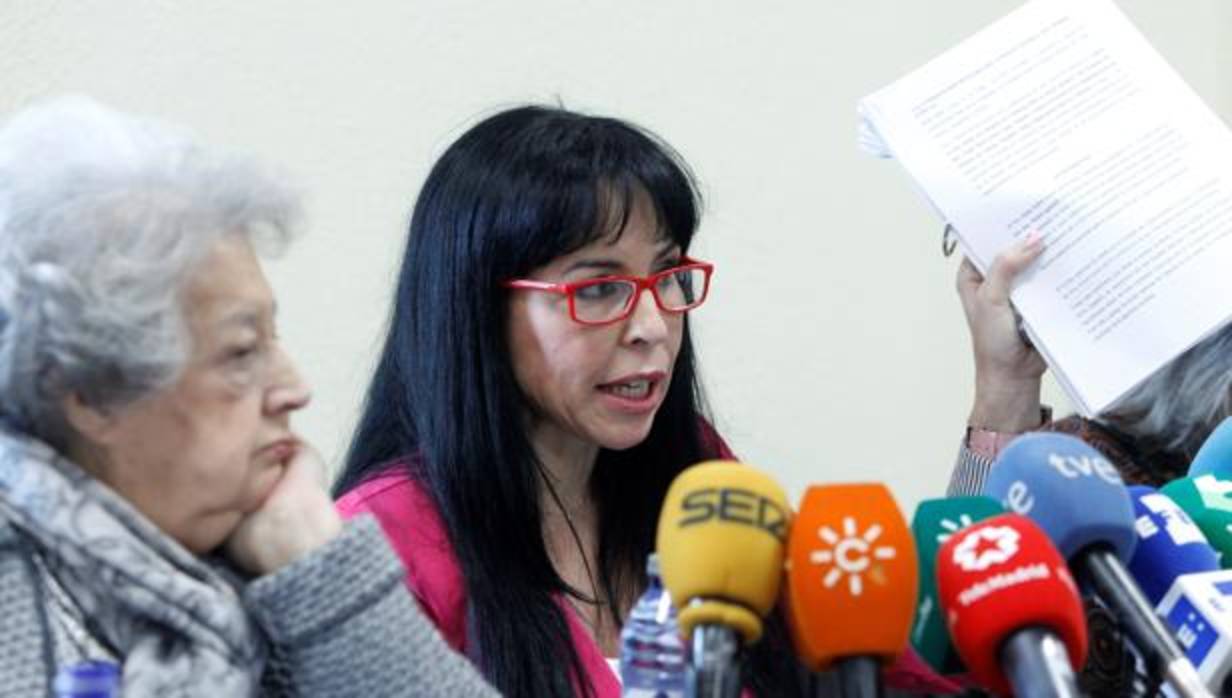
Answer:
[{"left": 678, "top": 487, "right": 788, "bottom": 538}]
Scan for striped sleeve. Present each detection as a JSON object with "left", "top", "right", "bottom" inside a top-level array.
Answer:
[{"left": 946, "top": 440, "right": 996, "bottom": 497}]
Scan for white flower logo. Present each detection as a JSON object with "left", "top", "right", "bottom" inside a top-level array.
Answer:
[
  {"left": 935, "top": 514, "right": 975, "bottom": 544},
  {"left": 953, "top": 525, "right": 1020, "bottom": 572},
  {"left": 809, "top": 516, "right": 897, "bottom": 597}
]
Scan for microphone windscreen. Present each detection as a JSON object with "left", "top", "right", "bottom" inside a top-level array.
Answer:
[
  {"left": 935, "top": 513, "right": 1088, "bottom": 695},
  {"left": 1156, "top": 569, "right": 1232, "bottom": 690},
  {"left": 910, "top": 496, "right": 1005, "bottom": 674},
  {"left": 655, "top": 460, "right": 790, "bottom": 643},
  {"left": 1161, "top": 475, "right": 1232, "bottom": 568},
  {"left": 984, "top": 433, "right": 1136, "bottom": 562},
  {"left": 783, "top": 483, "right": 918, "bottom": 671},
  {"left": 1127, "top": 485, "right": 1219, "bottom": 604},
  {"left": 1189, "top": 417, "right": 1232, "bottom": 479}
]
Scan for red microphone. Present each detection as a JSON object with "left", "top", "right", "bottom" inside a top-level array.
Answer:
[{"left": 935, "top": 513, "right": 1087, "bottom": 697}]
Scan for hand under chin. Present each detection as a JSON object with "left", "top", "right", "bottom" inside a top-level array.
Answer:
[{"left": 221, "top": 445, "right": 342, "bottom": 575}]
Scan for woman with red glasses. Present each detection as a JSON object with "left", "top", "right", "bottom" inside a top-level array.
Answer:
[{"left": 332, "top": 106, "right": 808, "bottom": 697}]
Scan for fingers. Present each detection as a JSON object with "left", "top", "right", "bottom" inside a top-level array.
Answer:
[
  {"left": 956, "top": 257, "right": 983, "bottom": 315},
  {"left": 225, "top": 443, "right": 340, "bottom": 575},
  {"left": 956, "top": 257, "right": 983, "bottom": 291},
  {"left": 287, "top": 441, "right": 328, "bottom": 484},
  {"left": 982, "top": 232, "right": 1044, "bottom": 303}
]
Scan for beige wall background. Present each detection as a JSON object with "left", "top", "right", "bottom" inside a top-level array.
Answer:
[{"left": 3, "top": 2, "right": 1227, "bottom": 511}]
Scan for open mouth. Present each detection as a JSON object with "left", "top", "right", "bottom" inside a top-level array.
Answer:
[{"left": 598, "top": 378, "right": 654, "bottom": 400}]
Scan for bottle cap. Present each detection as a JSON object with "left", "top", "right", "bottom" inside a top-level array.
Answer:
[{"left": 53, "top": 660, "right": 120, "bottom": 698}]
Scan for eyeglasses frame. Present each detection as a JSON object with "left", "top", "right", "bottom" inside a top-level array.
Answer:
[{"left": 503, "top": 256, "right": 714, "bottom": 326}]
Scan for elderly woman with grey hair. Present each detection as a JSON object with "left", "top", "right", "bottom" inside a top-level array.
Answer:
[{"left": 0, "top": 97, "right": 498, "bottom": 697}]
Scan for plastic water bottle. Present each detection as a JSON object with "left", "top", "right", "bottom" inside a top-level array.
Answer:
[
  {"left": 53, "top": 660, "right": 121, "bottom": 698},
  {"left": 619, "top": 553, "right": 687, "bottom": 698}
]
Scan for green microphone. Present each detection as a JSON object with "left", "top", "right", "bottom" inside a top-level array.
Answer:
[
  {"left": 1162, "top": 475, "right": 1232, "bottom": 568},
  {"left": 909, "top": 496, "right": 1005, "bottom": 674}
]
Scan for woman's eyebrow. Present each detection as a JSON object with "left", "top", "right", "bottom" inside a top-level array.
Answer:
[
  {"left": 562, "top": 258, "right": 623, "bottom": 275},
  {"left": 655, "top": 242, "right": 681, "bottom": 260}
]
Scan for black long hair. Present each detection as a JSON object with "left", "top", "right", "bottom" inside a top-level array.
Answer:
[{"left": 335, "top": 105, "right": 806, "bottom": 697}]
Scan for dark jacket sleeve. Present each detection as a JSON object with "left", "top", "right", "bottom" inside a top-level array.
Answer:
[{"left": 243, "top": 514, "right": 499, "bottom": 697}]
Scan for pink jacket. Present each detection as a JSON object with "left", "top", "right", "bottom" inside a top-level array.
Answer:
[
  {"left": 337, "top": 465, "right": 962, "bottom": 696},
  {"left": 337, "top": 468, "right": 627, "bottom": 696}
]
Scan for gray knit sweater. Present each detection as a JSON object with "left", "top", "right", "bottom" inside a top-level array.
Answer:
[{"left": 0, "top": 515, "right": 500, "bottom": 697}]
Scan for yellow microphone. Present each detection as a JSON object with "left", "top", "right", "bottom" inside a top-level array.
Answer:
[{"left": 656, "top": 460, "right": 791, "bottom": 698}]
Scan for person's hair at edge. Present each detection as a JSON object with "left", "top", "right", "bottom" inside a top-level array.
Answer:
[
  {"left": 335, "top": 105, "right": 804, "bottom": 697},
  {"left": 1100, "top": 322, "right": 1232, "bottom": 461}
]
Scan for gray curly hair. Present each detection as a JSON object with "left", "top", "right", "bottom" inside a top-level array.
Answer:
[
  {"left": 0, "top": 96, "right": 300, "bottom": 445},
  {"left": 1102, "top": 324, "right": 1232, "bottom": 459}
]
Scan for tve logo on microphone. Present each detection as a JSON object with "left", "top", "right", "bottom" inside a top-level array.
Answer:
[
  {"left": 1002, "top": 450, "right": 1121, "bottom": 515},
  {"left": 1045, "top": 452, "right": 1121, "bottom": 484},
  {"left": 985, "top": 433, "right": 1137, "bottom": 563}
]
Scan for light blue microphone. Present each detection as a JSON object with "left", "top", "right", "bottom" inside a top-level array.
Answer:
[
  {"left": 984, "top": 433, "right": 1211, "bottom": 698},
  {"left": 983, "top": 432, "right": 1135, "bottom": 561},
  {"left": 1189, "top": 418, "right": 1232, "bottom": 479}
]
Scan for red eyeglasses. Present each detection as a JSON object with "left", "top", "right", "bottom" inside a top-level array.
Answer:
[{"left": 503, "top": 257, "right": 714, "bottom": 326}]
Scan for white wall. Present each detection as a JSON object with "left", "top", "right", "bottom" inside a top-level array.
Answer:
[{"left": 2, "top": 1, "right": 1225, "bottom": 510}]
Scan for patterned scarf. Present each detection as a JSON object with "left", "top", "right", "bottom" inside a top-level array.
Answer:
[{"left": 0, "top": 425, "right": 265, "bottom": 696}]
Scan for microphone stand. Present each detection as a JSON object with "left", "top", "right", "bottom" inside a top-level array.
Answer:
[
  {"left": 835, "top": 656, "right": 883, "bottom": 698},
  {"left": 999, "top": 627, "right": 1083, "bottom": 698},
  {"left": 1076, "top": 546, "right": 1212, "bottom": 698},
  {"left": 688, "top": 624, "right": 742, "bottom": 698}
]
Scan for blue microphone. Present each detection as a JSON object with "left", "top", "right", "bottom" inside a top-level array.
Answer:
[
  {"left": 1156, "top": 570, "right": 1232, "bottom": 694},
  {"left": 1189, "top": 418, "right": 1232, "bottom": 479},
  {"left": 984, "top": 433, "right": 1212, "bottom": 698},
  {"left": 1127, "top": 485, "right": 1219, "bottom": 605}
]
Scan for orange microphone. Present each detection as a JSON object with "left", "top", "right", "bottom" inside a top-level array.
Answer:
[
  {"left": 783, "top": 483, "right": 918, "bottom": 698},
  {"left": 656, "top": 461, "right": 791, "bottom": 698}
]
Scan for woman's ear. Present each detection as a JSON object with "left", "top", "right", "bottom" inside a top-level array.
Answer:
[{"left": 61, "top": 393, "right": 118, "bottom": 445}]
